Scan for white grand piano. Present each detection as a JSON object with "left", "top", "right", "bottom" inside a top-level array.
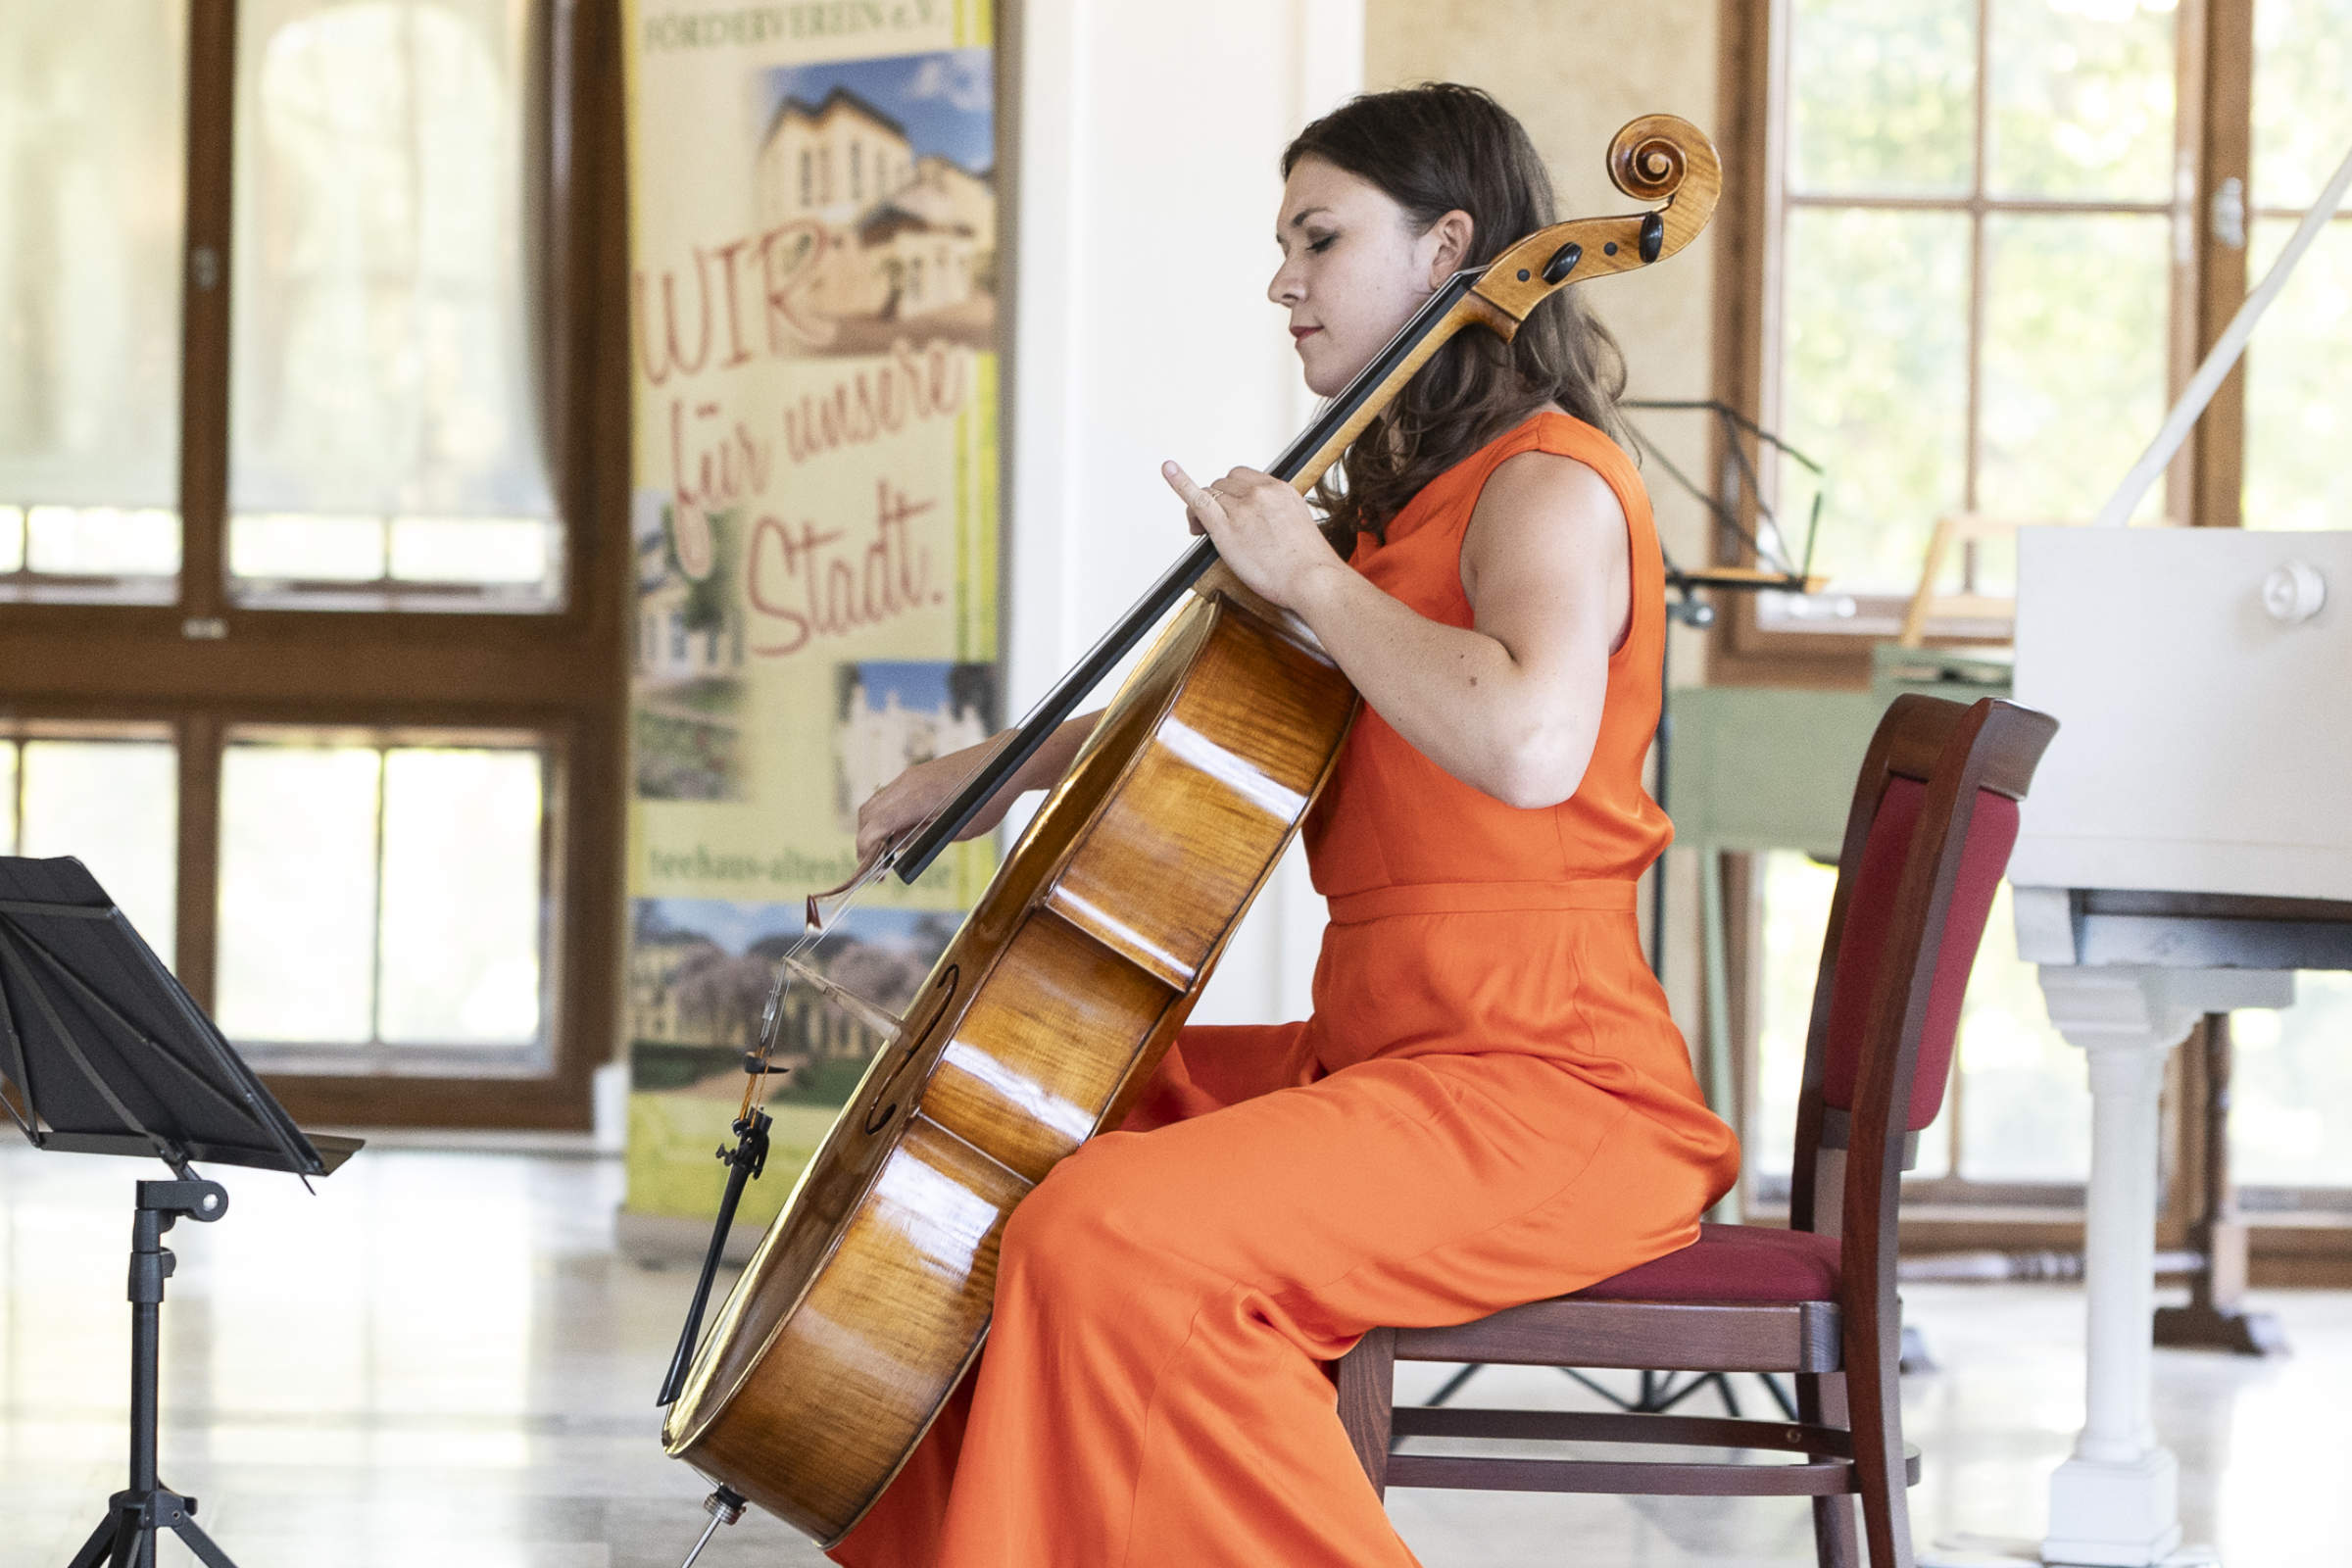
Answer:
[{"left": 2001, "top": 524, "right": 2352, "bottom": 1567}]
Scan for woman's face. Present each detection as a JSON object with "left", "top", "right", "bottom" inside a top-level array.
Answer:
[{"left": 1268, "top": 155, "right": 1468, "bottom": 398}]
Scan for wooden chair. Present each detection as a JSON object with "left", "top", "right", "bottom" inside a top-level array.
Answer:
[{"left": 1335, "top": 694, "right": 2060, "bottom": 1568}]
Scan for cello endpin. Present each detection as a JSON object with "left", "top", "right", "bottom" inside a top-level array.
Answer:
[{"left": 677, "top": 1485, "right": 748, "bottom": 1568}]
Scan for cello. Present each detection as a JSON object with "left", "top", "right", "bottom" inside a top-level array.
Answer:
[{"left": 660, "top": 114, "right": 1723, "bottom": 1550}]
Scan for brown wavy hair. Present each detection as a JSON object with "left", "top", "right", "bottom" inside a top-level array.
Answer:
[{"left": 1283, "top": 83, "right": 1630, "bottom": 545}]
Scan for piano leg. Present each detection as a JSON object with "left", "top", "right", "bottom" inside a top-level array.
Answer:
[{"left": 2032, "top": 964, "right": 2291, "bottom": 1568}]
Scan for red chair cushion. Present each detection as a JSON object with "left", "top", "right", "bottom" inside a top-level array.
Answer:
[
  {"left": 1819, "top": 780, "right": 2020, "bottom": 1131},
  {"left": 1570, "top": 1223, "right": 1842, "bottom": 1303}
]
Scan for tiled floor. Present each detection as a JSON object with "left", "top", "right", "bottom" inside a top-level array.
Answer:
[{"left": 2, "top": 1142, "right": 2346, "bottom": 1566}]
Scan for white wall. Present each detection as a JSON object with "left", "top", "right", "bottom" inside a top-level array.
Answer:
[{"left": 1004, "top": 0, "right": 1363, "bottom": 1025}]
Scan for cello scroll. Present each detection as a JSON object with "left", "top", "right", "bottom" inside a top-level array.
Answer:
[{"left": 1465, "top": 114, "right": 1721, "bottom": 329}]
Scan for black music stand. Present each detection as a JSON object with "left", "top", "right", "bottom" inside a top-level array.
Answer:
[{"left": 0, "top": 856, "right": 362, "bottom": 1568}]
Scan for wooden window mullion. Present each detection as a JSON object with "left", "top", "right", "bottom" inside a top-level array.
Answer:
[
  {"left": 173, "top": 711, "right": 222, "bottom": 1007},
  {"left": 2161, "top": 0, "right": 2214, "bottom": 526},
  {"left": 177, "top": 0, "right": 237, "bottom": 625},
  {"left": 368, "top": 746, "right": 390, "bottom": 1044},
  {"left": 2191, "top": 0, "right": 2256, "bottom": 529},
  {"left": 1962, "top": 0, "right": 1991, "bottom": 517}
]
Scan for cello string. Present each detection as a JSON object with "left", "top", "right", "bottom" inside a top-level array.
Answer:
[
  {"left": 743, "top": 723, "right": 1031, "bottom": 1119},
  {"left": 740, "top": 846, "right": 900, "bottom": 1123}
]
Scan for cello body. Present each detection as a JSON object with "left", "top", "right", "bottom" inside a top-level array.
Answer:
[
  {"left": 662, "top": 591, "right": 1356, "bottom": 1544},
  {"left": 659, "top": 114, "right": 1723, "bottom": 1546}
]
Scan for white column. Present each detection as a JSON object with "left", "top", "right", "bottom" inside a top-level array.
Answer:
[{"left": 2034, "top": 964, "right": 2291, "bottom": 1568}]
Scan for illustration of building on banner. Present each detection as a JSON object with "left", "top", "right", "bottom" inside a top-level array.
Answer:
[
  {"left": 753, "top": 52, "right": 996, "bottom": 354},
  {"left": 631, "top": 490, "right": 746, "bottom": 802},
  {"left": 833, "top": 661, "right": 996, "bottom": 833},
  {"left": 628, "top": 899, "right": 956, "bottom": 1102}
]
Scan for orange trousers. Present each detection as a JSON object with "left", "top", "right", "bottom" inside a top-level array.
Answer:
[{"left": 827, "top": 1014, "right": 1733, "bottom": 1567}]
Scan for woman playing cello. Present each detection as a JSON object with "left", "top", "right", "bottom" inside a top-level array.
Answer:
[{"left": 833, "top": 82, "right": 1738, "bottom": 1568}]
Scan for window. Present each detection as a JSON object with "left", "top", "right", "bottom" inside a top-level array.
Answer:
[
  {"left": 2221, "top": 0, "right": 2352, "bottom": 1204},
  {"left": 0, "top": 1, "right": 627, "bottom": 1128},
  {"left": 0, "top": 8, "right": 190, "bottom": 605},
  {"left": 0, "top": 730, "right": 180, "bottom": 965},
  {"left": 1720, "top": 0, "right": 2352, "bottom": 1231},
  {"left": 216, "top": 731, "right": 549, "bottom": 1072},
  {"left": 228, "top": 0, "right": 560, "bottom": 612},
  {"left": 2234, "top": 974, "right": 2352, "bottom": 1192},
  {"left": 1752, "top": 853, "right": 2089, "bottom": 1204},
  {"left": 1751, "top": 0, "right": 2187, "bottom": 638},
  {"left": 1727, "top": 0, "right": 2351, "bottom": 645},
  {"left": 2240, "top": 0, "right": 2352, "bottom": 532}
]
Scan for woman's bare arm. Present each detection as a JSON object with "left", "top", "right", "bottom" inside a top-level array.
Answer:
[
  {"left": 854, "top": 710, "right": 1103, "bottom": 864},
  {"left": 1167, "top": 452, "right": 1628, "bottom": 808}
]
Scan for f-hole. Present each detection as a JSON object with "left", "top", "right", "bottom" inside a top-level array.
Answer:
[{"left": 861, "top": 965, "right": 959, "bottom": 1136}]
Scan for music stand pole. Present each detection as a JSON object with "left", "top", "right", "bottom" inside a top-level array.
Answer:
[{"left": 65, "top": 1176, "right": 244, "bottom": 1568}]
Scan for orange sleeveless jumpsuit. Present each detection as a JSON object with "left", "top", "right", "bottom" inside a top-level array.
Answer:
[{"left": 830, "top": 411, "right": 1740, "bottom": 1568}]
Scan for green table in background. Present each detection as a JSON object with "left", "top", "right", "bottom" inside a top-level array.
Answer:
[{"left": 1662, "top": 647, "right": 2011, "bottom": 1214}]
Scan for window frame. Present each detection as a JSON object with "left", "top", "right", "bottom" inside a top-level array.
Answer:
[
  {"left": 0, "top": 0, "right": 630, "bottom": 1130},
  {"left": 1712, "top": 0, "right": 2352, "bottom": 1264},
  {"left": 1712, "top": 0, "right": 2214, "bottom": 680},
  {"left": 212, "top": 717, "right": 566, "bottom": 1079}
]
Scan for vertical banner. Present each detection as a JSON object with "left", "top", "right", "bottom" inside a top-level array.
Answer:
[{"left": 620, "top": 0, "right": 1000, "bottom": 1238}]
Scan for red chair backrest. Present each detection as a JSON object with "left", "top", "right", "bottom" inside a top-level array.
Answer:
[
  {"left": 1786, "top": 698, "right": 2056, "bottom": 1253},
  {"left": 1817, "top": 777, "right": 2020, "bottom": 1131}
]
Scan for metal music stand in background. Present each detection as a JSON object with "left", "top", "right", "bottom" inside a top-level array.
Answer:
[
  {"left": 1620, "top": 398, "right": 1829, "bottom": 981},
  {"left": 0, "top": 855, "right": 363, "bottom": 1568}
]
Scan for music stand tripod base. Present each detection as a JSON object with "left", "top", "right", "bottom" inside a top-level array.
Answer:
[{"left": 64, "top": 1176, "right": 245, "bottom": 1568}]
